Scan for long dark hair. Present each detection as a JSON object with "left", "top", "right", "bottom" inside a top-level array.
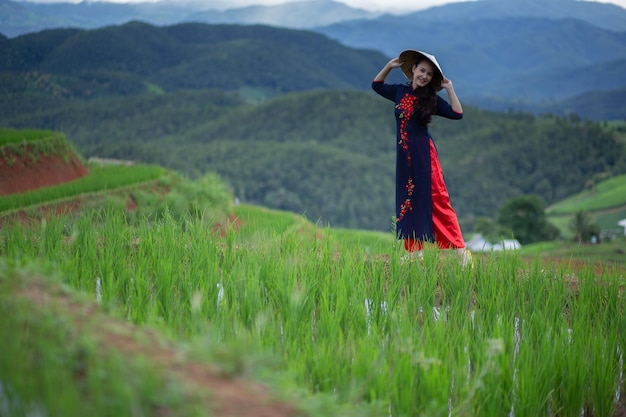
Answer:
[
  {"left": 413, "top": 84, "right": 438, "bottom": 125},
  {"left": 411, "top": 60, "right": 443, "bottom": 125}
]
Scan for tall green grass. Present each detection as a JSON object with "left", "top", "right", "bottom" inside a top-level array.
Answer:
[{"left": 1, "top": 205, "right": 624, "bottom": 417}]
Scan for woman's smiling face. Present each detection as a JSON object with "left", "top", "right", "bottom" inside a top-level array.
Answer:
[{"left": 412, "top": 60, "right": 434, "bottom": 88}]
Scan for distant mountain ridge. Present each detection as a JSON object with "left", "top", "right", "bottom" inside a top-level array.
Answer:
[
  {"left": 411, "top": 0, "right": 626, "bottom": 31},
  {"left": 3, "top": 0, "right": 626, "bottom": 39},
  {"left": 0, "top": 0, "right": 378, "bottom": 38},
  {"left": 3, "top": 0, "right": 626, "bottom": 119},
  {"left": 183, "top": 0, "right": 380, "bottom": 29}
]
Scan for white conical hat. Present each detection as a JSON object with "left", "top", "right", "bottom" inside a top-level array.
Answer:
[{"left": 399, "top": 49, "right": 444, "bottom": 90}]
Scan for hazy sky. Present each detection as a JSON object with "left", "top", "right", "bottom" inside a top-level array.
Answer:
[
  {"left": 188, "top": 0, "right": 626, "bottom": 13},
  {"left": 23, "top": 0, "right": 626, "bottom": 13},
  {"left": 339, "top": 0, "right": 626, "bottom": 12}
]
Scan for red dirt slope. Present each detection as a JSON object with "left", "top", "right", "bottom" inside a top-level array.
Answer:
[{"left": 0, "top": 145, "right": 88, "bottom": 196}]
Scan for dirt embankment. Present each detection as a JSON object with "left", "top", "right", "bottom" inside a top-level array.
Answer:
[{"left": 0, "top": 145, "right": 88, "bottom": 196}]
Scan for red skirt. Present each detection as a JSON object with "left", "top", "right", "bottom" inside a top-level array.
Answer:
[{"left": 405, "top": 140, "right": 465, "bottom": 252}]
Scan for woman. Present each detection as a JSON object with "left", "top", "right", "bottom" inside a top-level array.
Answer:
[{"left": 372, "top": 49, "right": 472, "bottom": 267}]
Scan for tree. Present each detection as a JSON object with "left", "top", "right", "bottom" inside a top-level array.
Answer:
[
  {"left": 496, "top": 195, "right": 559, "bottom": 244},
  {"left": 569, "top": 210, "right": 600, "bottom": 243}
]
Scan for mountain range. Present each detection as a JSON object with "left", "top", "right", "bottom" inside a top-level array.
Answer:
[
  {"left": 3, "top": 0, "right": 626, "bottom": 36},
  {"left": 0, "top": 0, "right": 380, "bottom": 37},
  {"left": 2, "top": 0, "right": 626, "bottom": 119}
]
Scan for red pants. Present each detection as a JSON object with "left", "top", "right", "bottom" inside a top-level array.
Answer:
[{"left": 404, "top": 140, "right": 465, "bottom": 252}]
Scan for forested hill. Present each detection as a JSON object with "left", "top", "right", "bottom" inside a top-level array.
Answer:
[
  {"left": 0, "top": 21, "right": 400, "bottom": 99},
  {"left": 3, "top": 86, "right": 624, "bottom": 232},
  {"left": 1, "top": 22, "right": 625, "bottom": 232}
]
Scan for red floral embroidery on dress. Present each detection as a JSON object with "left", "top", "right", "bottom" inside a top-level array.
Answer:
[
  {"left": 395, "top": 94, "right": 417, "bottom": 223},
  {"left": 397, "top": 177, "right": 415, "bottom": 222}
]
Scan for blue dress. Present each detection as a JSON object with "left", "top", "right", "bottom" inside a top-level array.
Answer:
[{"left": 372, "top": 81, "right": 463, "bottom": 241}]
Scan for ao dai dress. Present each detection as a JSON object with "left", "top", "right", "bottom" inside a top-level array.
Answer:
[{"left": 372, "top": 80, "right": 465, "bottom": 249}]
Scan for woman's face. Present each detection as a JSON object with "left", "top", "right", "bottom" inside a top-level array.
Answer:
[{"left": 412, "top": 60, "right": 435, "bottom": 88}]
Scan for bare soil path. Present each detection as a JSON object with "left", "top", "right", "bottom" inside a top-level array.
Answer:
[{"left": 6, "top": 275, "right": 301, "bottom": 417}]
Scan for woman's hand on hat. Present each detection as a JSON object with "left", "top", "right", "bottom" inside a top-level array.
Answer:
[
  {"left": 442, "top": 77, "right": 454, "bottom": 90},
  {"left": 387, "top": 57, "right": 402, "bottom": 68},
  {"left": 375, "top": 58, "right": 402, "bottom": 81}
]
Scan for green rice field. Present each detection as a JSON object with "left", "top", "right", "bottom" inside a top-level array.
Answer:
[{"left": 1, "top": 204, "right": 624, "bottom": 417}]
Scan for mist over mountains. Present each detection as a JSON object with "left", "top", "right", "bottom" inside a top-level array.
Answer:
[
  {"left": 1, "top": 0, "right": 379, "bottom": 37},
  {"left": 3, "top": 0, "right": 626, "bottom": 36}
]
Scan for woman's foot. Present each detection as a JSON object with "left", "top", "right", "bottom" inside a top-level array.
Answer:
[
  {"left": 457, "top": 248, "right": 473, "bottom": 269},
  {"left": 400, "top": 250, "right": 423, "bottom": 265}
]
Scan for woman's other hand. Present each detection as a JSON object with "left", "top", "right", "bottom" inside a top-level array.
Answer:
[
  {"left": 388, "top": 57, "right": 402, "bottom": 68},
  {"left": 442, "top": 77, "right": 454, "bottom": 90}
]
